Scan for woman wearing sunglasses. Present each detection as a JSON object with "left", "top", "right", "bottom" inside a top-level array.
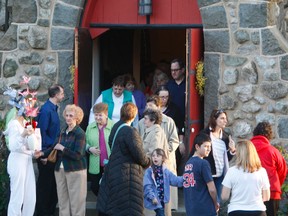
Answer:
[{"left": 201, "top": 109, "right": 236, "bottom": 203}]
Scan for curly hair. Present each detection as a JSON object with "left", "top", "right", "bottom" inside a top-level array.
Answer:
[
  {"left": 143, "top": 108, "right": 162, "bottom": 125},
  {"left": 63, "top": 104, "right": 84, "bottom": 125},
  {"left": 253, "top": 122, "right": 273, "bottom": 140}
]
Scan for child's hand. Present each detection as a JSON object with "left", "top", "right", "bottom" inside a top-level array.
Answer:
[{"left": 152, "top": 198, "right": 158, "bottom": 205}]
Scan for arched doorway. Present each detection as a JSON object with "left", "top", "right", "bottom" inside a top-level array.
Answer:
[{"left": 78, "top": 0, "right": 203, "bottom": 153}]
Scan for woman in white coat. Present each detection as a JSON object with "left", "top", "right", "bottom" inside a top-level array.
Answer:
[{"left": 4, "top": 114, "right": 41, "bottom": 216}]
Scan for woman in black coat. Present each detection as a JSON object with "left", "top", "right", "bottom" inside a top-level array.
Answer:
[{"left": 97, "top": 103, "right": 151, "bottom": 216}]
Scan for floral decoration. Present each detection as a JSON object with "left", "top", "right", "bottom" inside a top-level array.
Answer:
[
  {"left": 3, "top": 76, "right": 39, "bottom": 129},
  {"left": 195, "top": 60, "right": 206, "bottom": 96}
]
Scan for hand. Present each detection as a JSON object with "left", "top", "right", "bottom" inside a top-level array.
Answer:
[
  {"left": 22, "top": 127, "right": 34, "bottom": 137},
  {"left": 215, "top": 202, "right": 220, "bottom": 212},
  {"left": 33, "top": 150, "right": 43, "bottom": 159},
  {"left": 40, "top": 158, "right": 47, "bottom": 165},
  {"left": 228, "top": 135, "right": 236, "bottom": 153},
  {"left": 152, "top": 198, "right": 158, "bottom": 205},
  {"left": 179, "top": 142, "right": 186, "bottom": 155},
  {"left": 54, "top": 143, "right": 65, "bottom": 151},
  {"left": 89, "top": 147, "right": 101, "bottom": 156}
]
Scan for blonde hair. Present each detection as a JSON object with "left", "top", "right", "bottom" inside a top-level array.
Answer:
[
  {"left": 63, "top": 104, "right": 84, "bottom": 125},
  {"left": 235, "top": 140, "right": 262, "bottom": 173}
]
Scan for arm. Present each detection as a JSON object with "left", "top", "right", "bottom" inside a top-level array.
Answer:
[
  {"left": 131, "top": 95, "right": 139, "bottom": 126},
  {"left": 37, "top": 109, "right": 50, "bottom": 146},
  {"left": 207, "top": 181, "right": 220, "bottom": 212},
  {"left": 221, "top": 185, "right": 231, "bottom": 201},
  {"left": 275, "top": 150, "right": 288, "bottom": 185},
  {"left": 138, "top": 91, "right": 146, "bottom": 117},
  {"left": 126, "top": 128, "right": 150, "bottom": 168},
  {"left": 166, "top": 169, "right": 183, "bottom": 187},
  {"left": 261, "top": 167, "right": 271, "bottom": 202},
  {"left": 262, "top": 189, "right": 270, "bottom": 202},
  {"left": 6, "top": 121, "right": 34, "bottom": 156},
  {"left": 55, "top": 129, "right": 86, "bottom": 160},
  {"left": 145, "top": 129, "right": 166, "bottom": 156},
  {"left": 143, "top": 169, "right": 157, "bottom": 203},
  {"left": 167, "top": 118, "right": 179, "bottom": 152}
]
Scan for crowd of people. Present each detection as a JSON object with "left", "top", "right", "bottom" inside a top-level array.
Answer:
[{"left": 2, "top": 58, "right": 287, "bottom": 216}]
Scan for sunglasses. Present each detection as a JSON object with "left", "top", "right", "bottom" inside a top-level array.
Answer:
[{"left": 214, "top": 109, "right": 225, "bottom": 118}]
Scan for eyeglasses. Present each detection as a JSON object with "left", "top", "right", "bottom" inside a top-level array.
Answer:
[
  {"left": 160, "top": 96, "right": 169, "bottom": 100},
  {"left": 171, "top": 68, "right": 181, "bottom": 72},
  {"left": 214, "top": 109, "right": 225, "bottom": 118}
]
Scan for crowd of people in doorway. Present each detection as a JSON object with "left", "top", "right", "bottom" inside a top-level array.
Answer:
[{"left": 2, "top": 58, "right": 287, "bottom": 216}]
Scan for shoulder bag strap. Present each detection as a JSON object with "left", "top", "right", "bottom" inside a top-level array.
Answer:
[{"left": 111, "top": 123, "right": 128, "bottom": 150}]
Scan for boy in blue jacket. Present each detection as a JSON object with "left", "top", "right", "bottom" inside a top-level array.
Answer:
[{"left": 143, "top": 148, "right": 183, "bottom": 216}]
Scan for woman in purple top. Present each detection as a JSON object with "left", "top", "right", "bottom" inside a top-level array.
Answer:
[{"left": 124, "top": 74, "right": 146, "bottom": 118}]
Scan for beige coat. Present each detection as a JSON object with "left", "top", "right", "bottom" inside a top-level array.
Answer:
[
  {"left": 138, "top": 113, "right": 179, "bottom": 170},
  {"left": 141, "top": 124, "right": 169, "bottom": 158}
]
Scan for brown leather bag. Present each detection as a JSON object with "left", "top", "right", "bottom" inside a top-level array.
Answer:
[
  {"left": 47, "top": 132, "right": 62, "bottom": 163},
  {"left": 47, "top": 149, "right": 57, "bottom": 163}
]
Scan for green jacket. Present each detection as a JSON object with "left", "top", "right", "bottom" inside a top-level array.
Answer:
[{"left": 85, "top": 118, "right": 114, "bottom": 174}]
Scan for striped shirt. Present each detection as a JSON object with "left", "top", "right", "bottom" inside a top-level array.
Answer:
[{"left": 211, "top": 132, "right": 226, "bottom": 177}]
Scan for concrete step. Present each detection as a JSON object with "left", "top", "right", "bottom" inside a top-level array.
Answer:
[{"left": 56, "top": 187, "right": 187, "bottom": 215}]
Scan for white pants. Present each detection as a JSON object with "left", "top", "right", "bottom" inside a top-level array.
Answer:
[{"left": 7, "top": 152, "right": 36, "bottom": 216}]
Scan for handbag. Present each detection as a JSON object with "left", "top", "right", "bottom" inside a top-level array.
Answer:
[
  {"left": 103, "top": 123, "right": 128, "bottom": 165},
  {"left": 47, "top": 149, "right": 57, "bottom": 163},
  {"left": 47, "top": 131, "right": 62, "bottom": 163}
]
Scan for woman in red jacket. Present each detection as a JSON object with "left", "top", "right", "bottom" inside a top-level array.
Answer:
[{"left": 251, "top": 122, "right": 287, "bottom": 216}]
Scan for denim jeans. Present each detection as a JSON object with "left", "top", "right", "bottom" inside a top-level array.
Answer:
[
  {"left": 213, "top": 173, "right": 224, "bottom": 203},
  {"left": 155, "top": 207, "right": 165, "bottom": 216}
]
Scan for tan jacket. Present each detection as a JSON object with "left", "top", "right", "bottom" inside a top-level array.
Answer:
[
  {"left": 141, "top": 124, "right": 169, "bottom": 157},
  {"left": 138, "top": 114, "right": 179, "bottom": 171}
]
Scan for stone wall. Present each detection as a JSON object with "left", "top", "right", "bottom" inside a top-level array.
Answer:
[
  {"left": 199, "top": 0, "right": 288, "bottom": 146},
  {"left": 0, "top": 0, "right": 85, "bottom": 122},
  {"left": 0, "top": 1, "right": 287, "bottom": 146}
]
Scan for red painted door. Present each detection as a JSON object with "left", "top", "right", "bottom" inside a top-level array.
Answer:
[{"left": 186, "top": 28, "right": 204, "bottom": 153}]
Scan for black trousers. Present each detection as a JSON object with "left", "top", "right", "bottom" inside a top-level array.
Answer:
[
  {"left": 264, "top": 199, "right": 280, "bottom": 216},
  {"left": 229, "top": 210, "right": 267, "bottom": 216},
  {"left": 35, "top": 160, "right": 58, "bottom": 216},
  {"left": 90, "top": 166, "right": 104, "bottom": 196}
]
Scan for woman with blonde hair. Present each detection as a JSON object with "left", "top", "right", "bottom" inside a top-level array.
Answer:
[
  {"left": 221, "top": 140, "right": 270, "bottom": 216},
  {"left": 40, "top": 104, "right": 87, "bottom": 216}
]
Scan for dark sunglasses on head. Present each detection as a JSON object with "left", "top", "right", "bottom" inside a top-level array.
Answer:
[{"left": 214, "top": 109, "right": 225, "bottom": 118}]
